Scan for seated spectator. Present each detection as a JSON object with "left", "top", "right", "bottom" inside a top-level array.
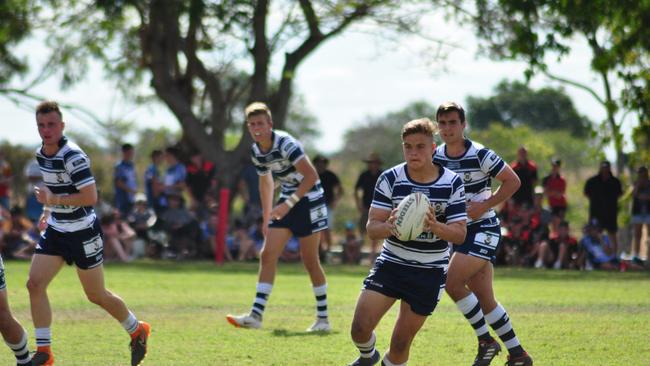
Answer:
[
  {"left": 498, "top": 216, "right": 531, "bottom": 266},
  {"left": 279, "top": 236, "right": 301, "bottom": 262},
  {"left": 159, "top": 190, "right": 201, "bottom": 259},
  {"left": 127, "top": 193, "right": 158, "bottom": 258},
  {"left": 0, "top": 206, "right": 38, "bottom": 259},
  {"left": 535, "top": 220, "right": 579, "bottom": 269},
  {"left": 580, "top": 220, "right": 619, "bottom": 270},
  {"left": 100, "top": 208, "right": 135, "bottom": 262},
  {"left": 340, "top": 221, "right": 362, "bottom": 264},
  {"left": 228, "top": 219, "right": 258, "bottom": 261}
]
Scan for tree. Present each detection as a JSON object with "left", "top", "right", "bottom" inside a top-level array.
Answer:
[
  {"left": 0, "top": 0, "right": 31, "bottom": 86},
  {"left": 339, "top": 101, "right": 439, "bottom": 168},
  {"left": 471, "top": 0, "right": 650, "bottom": 174},
  {"left": 35, "top": 0, "right": 441, "bottom": 188},
  {"left": 466, "top": 79, "right": 592, "bottom": 136}
]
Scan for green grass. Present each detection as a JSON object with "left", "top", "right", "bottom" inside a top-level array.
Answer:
[{"left": 1, "top": 260, "right": 649, "bottom": 365}]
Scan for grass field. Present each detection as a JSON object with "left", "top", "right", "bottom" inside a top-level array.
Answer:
[{"left": 0, "top": 260, "right": 648, "bottom": 365}]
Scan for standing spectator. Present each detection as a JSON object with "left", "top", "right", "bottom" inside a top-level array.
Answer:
[
  {"left": 631, "top": 166, "right": 650, "bottom": 266},
  {"left": 24, "top": 159, "right": 44, "bottom": 222},
  {"left": 113, "top": 143, "right": 137, "bottom": 218},
  {"left": 354, "top": 152, "right": 383, "bottom": 258},
  {"left": 185, "top": 151, "right": 217, "bottom": 216},
  {"left": 163, "top": 146, "right": 187, "bottom": 204},
  {"left": 0, "top": 151, "right": 12, "bottom": 209},
  {"left": 238, "top": 163, "right": 262, "bottom": 225},
  {"left": 542, "top": 158, "right": 567, "bottom": 218},
  {"left": 511, "top": 146, "right": 538, "bottom": 207},
  {"left": 144, "top": 150, "right": 164, "bottom": 213},
  {"left": 584, "top": 160, "right": 623, "bottom": 254},
  {"left": 313, "top": 154, "right": 343, "bottom": 253}
]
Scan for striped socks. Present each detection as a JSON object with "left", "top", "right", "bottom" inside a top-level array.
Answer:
[
  {"left": 485, "top": 303, "right": 524, "bottom": 356},
  {"left": 456, "top": 293, "right": 492, "bottom": 341},
  {"left": 5, "top": 330, "right": 30, "bottom": 365},
  {"left": 354, "top": 332, "right": 377, "bottom": 359},
  {"left": 251, "top": 282, "right": 273, "bottom": 318},
  {"left": 121, "top": 311, "right": 140, "bottom": 335},
  {"left": 313, "top": 284, "right": 328, "bottom": 319}
]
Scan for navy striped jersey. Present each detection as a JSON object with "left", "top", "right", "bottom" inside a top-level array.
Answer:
[
  {"left": 371, "top": 162, "right": 466, "bottom": 269},
  {"left": 36, "top": 137, "right": 96, "bottom": 232},
  {"left": 250, "top": 130, "right": 324, "bottom": 200},
  {"left": 433, "top": 139, "right": 505, "bottom": 224}
]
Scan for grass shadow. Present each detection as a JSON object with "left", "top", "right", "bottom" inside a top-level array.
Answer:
[{"left": 271, "top": 328, "right": 339, "bottom": 338}]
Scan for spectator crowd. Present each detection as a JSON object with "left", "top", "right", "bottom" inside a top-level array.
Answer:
[{"left": 0, "top": 143, "right": 648, "bottom": 272}]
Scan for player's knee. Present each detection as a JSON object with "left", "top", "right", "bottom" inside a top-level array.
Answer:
[{"left": 26, "top": 278, "right": 46, "bottom": 294}]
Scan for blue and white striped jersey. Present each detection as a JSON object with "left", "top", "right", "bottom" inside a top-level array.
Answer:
[
  {"left": 371, "top": 162, "right": 466, "bottom": 269},
  {"left": 250, "top": 130, "right": 324, "bottom": 200},
  {"left": 433, "top": 139, "right": 505, "bottom": 224},
  {"left": 36, "top": 137, "right": 96, "bottom": 232}
]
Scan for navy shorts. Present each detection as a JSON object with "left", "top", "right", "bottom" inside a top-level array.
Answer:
[
  {"left": 37, "top": 220, "right": 104, "bottom": 270},
  {"left": 362, "top": 259, "right": 446, "bottom": 316},
  {"left": 0, "top": 256, "right": 6, "bottom": 291},
  {"left": 269, "top": 196, "right": 328, "bottom": 237},
  {"left": 453, "top": 217, "right": 501, "bottom": 263}
]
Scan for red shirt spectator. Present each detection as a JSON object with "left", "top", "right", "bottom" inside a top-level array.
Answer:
[
  {"left": 542, "top": 159, "right": 567, "bottom": 216},
  {"left": 0, "top": 151, "right": 12, "bottom": 209}
]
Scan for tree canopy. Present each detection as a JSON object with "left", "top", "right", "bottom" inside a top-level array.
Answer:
[
  {"left": 26, "top": 0, "right": 441, "bottom": 186},
  {"left": 471, "top": 0, "right": 650, "bottom": 174},
  {"left": 466, "top": 80, "right": 592, "bottom": 136}
]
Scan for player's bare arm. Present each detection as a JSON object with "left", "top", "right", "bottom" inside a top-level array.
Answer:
[
  {"left": 35, "top": 183, "right": 98, "bottom": 207},
  {"left": 366, "top": 207, "right": 398, "bottom": 240},
  {"left": 467, "top": 164, "right": 520, "bottom": 220},
  {"left": 424, "top": 206, "right": 466, "bottom": 244},
  {"left": 269, "top": 156, "right": 318, "bottom": 220}
]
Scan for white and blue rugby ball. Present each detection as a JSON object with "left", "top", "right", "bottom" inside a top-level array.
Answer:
[{"left": 394, "top": 192, "right": 430, "bottom": 241}]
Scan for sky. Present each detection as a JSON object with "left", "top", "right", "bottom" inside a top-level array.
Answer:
[{"left": 0, "top": 11, "right": 633, "bottom": 157}]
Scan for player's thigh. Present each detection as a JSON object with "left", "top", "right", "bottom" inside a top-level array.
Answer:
[
  {"left": 260, "top": 228, "right": 292, "bottom": 260},
  {"left": 76, "top": 264, "right": 107, "bottom": 298},
  {"left": 298, "top": 233, "right": 321, "bottom": 260},
  {"left": 447, "top": 252, "right": 489, "bottom": 287},
  {"left": 351, "top": 290, "right": 396, "bottom": 335},
  {"left": 390, "top": 301, "right": 428, "bottom": 349},
  {"left": 0, "top": 289, "right": 11, "bottom": 314},
  {"left": 27, "top": 254, "right": 65, "bottom": 289}
]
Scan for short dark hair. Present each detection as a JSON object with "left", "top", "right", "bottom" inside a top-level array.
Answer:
[
  {"left": 436, "top": 101, "right": 465, "bottom": 123},
  {"left": 121, "top": 143, "right": 134, "bottom": 152},
  {"left": 151, "top": 149, "right": 162, "bottom": 159},
  {"left": 165, "top": 146, "right": 180, "bottom": 158},
  {"left": 559, "top": 220, "right": 569, "bottom": 228},
  {"left": 36, "top": 101, "right": 63, "bottom": 118}
]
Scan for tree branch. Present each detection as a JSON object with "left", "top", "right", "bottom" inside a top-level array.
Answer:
[
  {"left": 298, "top": 0, "right": 322, "bottom": 37},
  {"left": 542, "top": 69, "right": 606, "bottom": 106}
]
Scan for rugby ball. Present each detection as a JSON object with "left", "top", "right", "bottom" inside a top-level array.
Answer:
[{"left": 394, "top": 192, "right": 430, "bottom": 241}]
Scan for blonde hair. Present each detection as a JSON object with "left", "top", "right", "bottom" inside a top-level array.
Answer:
[
  {"left": 245, "top": 102, "right": 272, "bottom": 121},
  {"left": 401, "top": 118, "right": 438, "bottom": 139}
]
